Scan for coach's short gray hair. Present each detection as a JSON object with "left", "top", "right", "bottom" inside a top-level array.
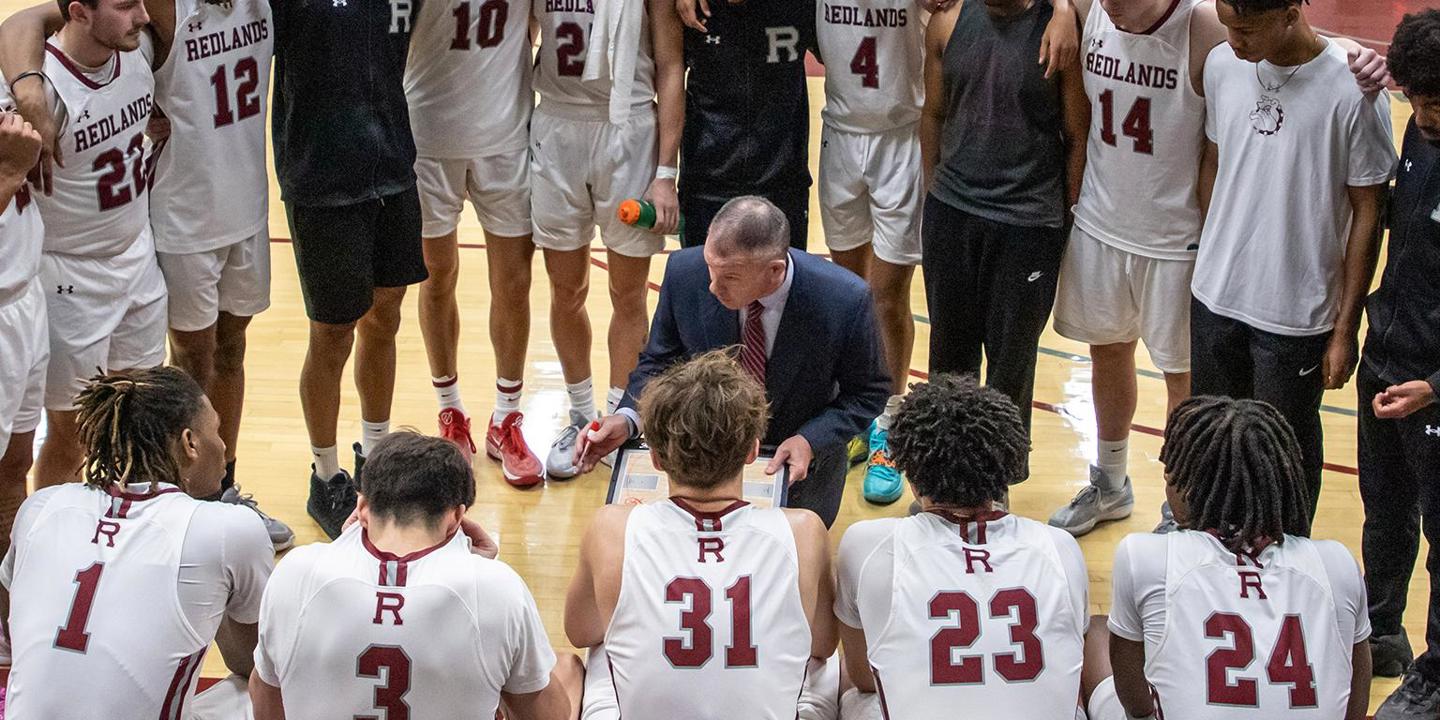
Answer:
[{"left": 706, "top": 196, "right": 790, "bottom": 259}]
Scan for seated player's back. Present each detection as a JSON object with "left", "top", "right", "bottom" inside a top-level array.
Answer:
[
  {"left": 256, "top": 525, "right": 553, "bottom": 717},
  {"left": 845, "top": 509, "right": 1087, "bottom": 719},
  {"left": 4, "top": 482, "right": 263, "bottom": 720},
  {"left": 1112, "top": 530, "right": 1366, "bottom": 719},
  {"left": 605, "top": 499, "right": 813, "bottom": 720}
]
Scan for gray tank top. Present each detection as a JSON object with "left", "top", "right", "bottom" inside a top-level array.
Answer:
[{"left": 931, "top": 0, "right": 1066, "bottom": 229}]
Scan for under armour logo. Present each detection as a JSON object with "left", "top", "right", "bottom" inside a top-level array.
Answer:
[
  {"left": 1426, "top": 425, "right": 1440, "bottom": 438},
  {"left": 57, "top": 285, "right": 73, "bottom": 294},
  {"left": 78, "top": 109, "right": 91, "bottom": 121},
  {"left": 333, "top": 0, "right": 346, "bottom": 6},
  {"left": 188, "top": 21, "right": 203, "bottom": 32},
  {"left": 1406, "top": 159, "right": 1414, "bottom": 172},
  {"left": 705, "top": 34, "right": 721, "bottom": 45},
  {"left": 1089, "top": 37, "right": 1104, "bottom": 50}
]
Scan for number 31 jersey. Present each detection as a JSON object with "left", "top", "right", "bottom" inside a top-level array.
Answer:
[
  {"left": 40, "top": 40, "right": 154, "bottom": 257},
  {"left": 151, "top": 0, "right": 272, "bottom": 254},
  {"left": 816, "top": 0, "right": 924, "bottom": 134},
  {"left": 604, "top": 500, "right": 813, "bottom": 720},
  {"left": 1072, "top": 0, "right": 1204, "bottom": 260}
]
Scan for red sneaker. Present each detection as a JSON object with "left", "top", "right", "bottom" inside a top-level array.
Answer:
[
  {"left": 438, "top": 408, "right": 477, "bottom": 462},
  {"left": 486, "top": 412, "right": 544, "bottom": 487}
]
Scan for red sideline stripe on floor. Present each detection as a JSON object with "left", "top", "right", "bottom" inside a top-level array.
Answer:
[{"left": 266, "top": 237, "right": 1363, "bottom": 476}]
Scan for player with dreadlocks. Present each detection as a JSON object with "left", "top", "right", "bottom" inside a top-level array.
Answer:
[
  {"left": 833, "top": 374, "right": 1089, "bottom": 719},
  {"left": 0, "top": 366, "right": 273, "bottom": 720},
  {"left": 1084, "top": 396, "right": 1372, "bottom": 720}
]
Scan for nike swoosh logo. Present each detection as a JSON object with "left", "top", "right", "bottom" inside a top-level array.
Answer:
[
  {"left": 1298, "top": 365, "right": 1320, "bottom": 377},
  {"left": 1027, "top": 272, "right": 1043, "bottom": 282}
]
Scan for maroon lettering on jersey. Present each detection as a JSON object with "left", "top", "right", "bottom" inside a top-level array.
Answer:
[
  {"left": 91, "top": 518, "right": 121, "bottom": 547},
  {"left": 962, "top": 547, "right": 993, "bottom": 575},
  {"left": 1238, "top": 571, "right": 1267, "bottom": 600},
  {"left": 697, "top": 537, "right": 725, "bottom": 563},
  {"left": 373, "top": 591, "right": 406, "bottom": 625}
]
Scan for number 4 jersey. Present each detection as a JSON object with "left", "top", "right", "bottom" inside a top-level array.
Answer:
[
  {"left": 39, "top": 39, "right": 154, "bottom": 257},
  {"left": 1108, "top": 531, "right": 1369, "bottom": 719},
  {"left": 836, "top": 511, "right": 1088, "bottom": 719},
  {"left": 603, "top": 500, "right": 813, "bottom": 720},
  {"left": 1, "top": 482, "right": 272, "bottom": 720},
  {"left": 816, "top": 0, "right": 924, "bottom": 135},
  {"left": 1072, "top": 0, "right": 1205, "bottom": 260},
  {"left": 151, "top": 0, "right": 272, "bottom": 254},
  {"left": 253, "top": 525, "right": 557, "bottom": 718}
]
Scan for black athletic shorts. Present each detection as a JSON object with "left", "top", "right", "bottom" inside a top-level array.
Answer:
[
  {"left": 286, "top": 187, "right": 426, "bottom": 325},
  {"left": 679, "top": 187, "right": 810, "bottom": 251}
]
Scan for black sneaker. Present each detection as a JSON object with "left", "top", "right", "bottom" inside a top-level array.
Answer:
[
  {"left": 353, "top": 442, "right": 366, "bottom": 488},
  {"left": 1373, "top": 633, "right": 1416, "bottom": 678},
  {"left": 307, "top": 468, "right": 357, "bottom": 540},
  {"left": 1376, "top": 667, "right": 1440, "bottom": 720}
]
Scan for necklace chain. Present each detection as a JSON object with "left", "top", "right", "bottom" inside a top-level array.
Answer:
[{"left": 1255, "top": 61, "right": 1303, "bottom": 94}]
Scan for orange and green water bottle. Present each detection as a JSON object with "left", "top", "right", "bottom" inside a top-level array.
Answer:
[{"left": 617, "top": 199, "right": 685, "bottom": 236}]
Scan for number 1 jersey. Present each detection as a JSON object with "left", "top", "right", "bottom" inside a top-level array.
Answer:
[{"left": 603, "top": 500, "right": 813, "bottom": 720}]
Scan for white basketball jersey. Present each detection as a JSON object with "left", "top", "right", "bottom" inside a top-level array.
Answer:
[
  {"left": 604, "top": 500, "right": 813, "bottom": 720},
  {"left": 39, "top": 41, "right": 154, "bottom": 257},
  {"left": 0, "top": 77, "right": 44, "bottom": 304},
  {"left": 5, "top": 484, "right": 208, "bottom": 720},
  {"left": 1148, "top": 533, "right": 1355, "bottom": 719},
  {"left": 817, "top": 0, "right": 924, "bottom": 134},
  {"left": 532, "top": 0, "right": 655, "bottom": 118},
  {"left": 865, "top": 511, "right": 1085, "bottom": 719},
  {"left": 405, "top": 0, "right": 533, "bottom": 158},
  {"left": 261, "top": 527, "right": 554, "bottom": 718},
  {"left": 150, "top": 0, "right": 271, "bottom": 253},
  {"left": 1072, "top": 0, "right": 1205, "bottom": 260}
]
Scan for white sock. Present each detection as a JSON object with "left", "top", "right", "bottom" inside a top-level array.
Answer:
[
  {"left": 432, "top": 375, "right": 465, "bottom": 412},
  {"left": 494, "top": 377, "right": 522, "bottom": 425},
  {"left": 360, "top": 420, "right": 390, "bottom": 457},
  {"left": 567, "top": 378, "right": 597, "bottom": 422},
  {"left": 606, "top": 386, "right": 625, "bottom": 415},
  {"left": 1097, "top": 438, "right": 1129, "bottom": 490},
  {"left": 312, "top": 445, "right": 341, "bottom": 479},
  {"left": 876, "top": 394, "right": 904, "bottom": 431}
]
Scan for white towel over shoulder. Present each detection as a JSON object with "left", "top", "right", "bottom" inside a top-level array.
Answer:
[{"left": 583, "top": 0, "right": 646, "bottom": 124}]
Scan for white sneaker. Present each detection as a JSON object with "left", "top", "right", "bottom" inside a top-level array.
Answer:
[
  {"left": 545, "top": 421, "right": 585, "bottom": 480},
  {"left": 1153, "top": 501, "right": 1180, "bottom": 534},
  {"left": 1048, "top": 466, "right": 1134, "bottom": 536}
]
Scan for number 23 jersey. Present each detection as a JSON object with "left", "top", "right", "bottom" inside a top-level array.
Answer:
[{"left": 1108, "top": 531, "right": 1368, "bottom": 719}]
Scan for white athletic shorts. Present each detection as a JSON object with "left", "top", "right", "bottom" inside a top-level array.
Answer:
[
  {"left": 0, "top": 278, "right": 49, "bottom": 458},
  {"left": 42, "top": 227, "right": 168, "bottom": 411},
  {"left": 1086, "top": 677, "right": 1126, "bottom": 720},
  {"left": 157, "top": 228, "right": 271, "bottom": 333},
  {"left": 1053, "top": 225, "right": 1194, "bottom": 374},
  {"left": 415, "top": 148, "right": 532, "bottom": 239},
  {"left": 189, "top": 675, "right": 253, "bottom": 720},
  {"left": 530, "top": 107, "right": 662, "bottom": 258},
  {"left": 818, "top": 122, "right": 923, "bottom": 266},
  {"left": 579, "top": 647, "right": 839, "bottom": 720}
]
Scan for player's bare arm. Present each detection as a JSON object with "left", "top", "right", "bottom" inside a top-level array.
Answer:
[
  {"left": 1058, "top": 45, "right": 1089, "bottom": 212},
  {"left": 0, "top": 112, "right": 41, "bottom": 206},
  {"left": 0, "top": 3, "right": 64, "bottom": 192},
  {"left": 248, "top": 672, "right": 287, "bottom": 720},
  {"left": 1110, "top": 634, "right": 1158, "bottom": 718},
  {"left": 1197, "top": 139, "right": 1218, "bottom": 220},
  {"left": 1323, "top": 182, "right": 1387, "bottom": 390},
  {"left": 647, "top": 0, "right": 684, "bottom": 235},
  {"left": 215, "top": 617, "right": 258, "bottom": 678},
  {"left": 785, "top": 508, "right": 838, "bottom": 658},
  {"left": 563, "top": 504, "right": 632, "bottom": 649},
  {"left": 1041, "top": 0, "right": 1079, "bottom": 79},
  {"left": 837, "top": 621, "right": 875, "bottom": 692},
  {"left": 919, "top": 2, "right": 959, "bottom": 190},
  {"left": 1347, "top": 641, "right": 1373, "bottom": 720},
  {"left": 500, "top": 677, "right": 575, "bottom": 720}
]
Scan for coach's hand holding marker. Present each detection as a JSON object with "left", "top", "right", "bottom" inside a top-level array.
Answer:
[
  {"left": 574, "top": 416, "right": 630, "bottom": 474},
  {"left": 765, "top": 435, "right": 813, "bottom": 485}
]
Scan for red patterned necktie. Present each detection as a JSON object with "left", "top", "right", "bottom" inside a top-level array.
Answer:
[{"left": 740, "top": 300, "right": 767, "bottom": 383}]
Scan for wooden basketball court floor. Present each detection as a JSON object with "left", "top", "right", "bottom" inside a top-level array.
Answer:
[{"left": 0, "top": 0, "right": 1427, "bottom": 711}]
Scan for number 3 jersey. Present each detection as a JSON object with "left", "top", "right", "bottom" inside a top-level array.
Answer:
[
  {"left": 151, "top": 0, "right": 272, "bottom": 253},
  {"left": 815, "top": 0, "right": 923, "bottom": 135},
  {"left": 1072, "top": 0, "right": 1205, "bottom": 260},
  {"left": 0, "top": 482, "right": 272, "bottom": 720},
  {"left": 40, "top": 39, "right": 154, "bottom": 257},
  {"left": 253, "top": 525, "right": 556, "bottom": 718},
  {"left": 836, "top": 511, "right": 1088, "bottom": 720},
  {"left": 1108, "top": 531, "right": 1369, "bottom": 720},
  {"left": 603, "top": 500, "right": 813, "bottom": 720}
]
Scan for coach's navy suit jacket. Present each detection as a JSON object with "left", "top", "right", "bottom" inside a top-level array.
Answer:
[{"left": 621, "top": 247, "right": 890, "bottom": 453}]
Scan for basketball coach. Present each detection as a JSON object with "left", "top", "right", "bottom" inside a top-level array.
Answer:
[{"left": 577, "top": 196, "right": 890, "bottom": 526}]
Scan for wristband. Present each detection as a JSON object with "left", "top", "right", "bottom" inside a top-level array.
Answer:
[
  {"left": 8, "top": 71, "right": 48, "bottom": 95},
  {"left": 654, "top": 165, "right": 678, "bottom": 181}
]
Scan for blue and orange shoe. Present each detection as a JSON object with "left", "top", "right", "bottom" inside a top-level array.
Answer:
[{"left": 862, "top": 422, "right": 903, "bottom": 505}]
